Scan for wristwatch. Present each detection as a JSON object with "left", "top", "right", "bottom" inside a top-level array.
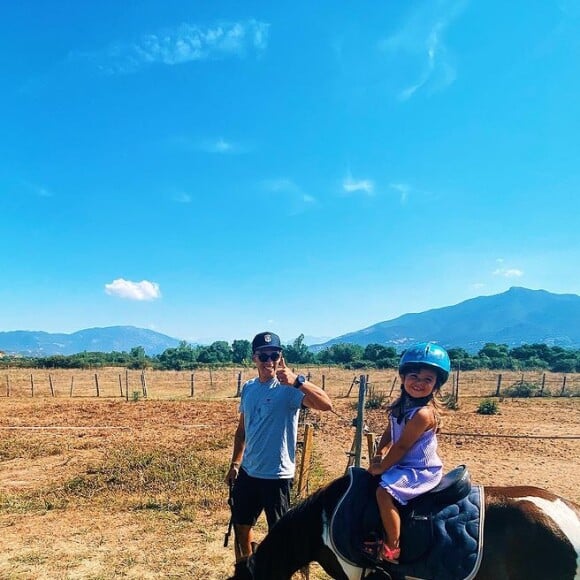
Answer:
[{"left": 293, "top": 374, "right": 306, "bottom": 389}]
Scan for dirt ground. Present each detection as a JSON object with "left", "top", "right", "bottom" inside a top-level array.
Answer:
[{"left": 0, "top": 371, "right": 579, "bottom": 579}]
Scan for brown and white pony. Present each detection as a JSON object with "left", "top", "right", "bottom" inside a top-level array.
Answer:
[{"left": 227, "top": 473, "right": 580, "bottom": 580}]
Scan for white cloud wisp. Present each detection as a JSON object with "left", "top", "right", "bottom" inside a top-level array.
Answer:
[{"left": 75, "top": 20, "right": 270, "bottom": 74}]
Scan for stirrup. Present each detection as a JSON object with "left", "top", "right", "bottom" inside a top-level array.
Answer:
[{"left": 361, "top": 533, "right": 384, "bottom": 561}]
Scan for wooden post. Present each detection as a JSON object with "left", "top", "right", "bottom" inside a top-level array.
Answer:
[
  {"left": 297, "top": 424, "right": 314, "bottom": 498},
  {"left": 30, "top": 374, "right": 34, "bottom": 398},
  {"left": 141, "top": 370, "right": 147, "bottom": 397},
  {"left": 236, "top": 371, "right": 242, "bottom": 397},
  {"left": 49, "top": 374, "right": 55, "bottom": 397},
  {"left": 496, "top": 374, "right": 502, "bottom": 397},
  {"left": 346, "top": 375, "right": 358, "bottom": 397},
  {"left": 388, "top": 375, "right": 398, "bottom": 397},
  {"left": 70, "top": 376, "right": 74, "bottom": 397},
  {"left": 209, "top": 367, "right": 213, "bottom": 388},
  {"left": 94, "top": 373, "right": 100, "bottom": 397},
  {"left": 190, "top": 373, "right": 195, "bottom": 397},
  {"left": 125, "top": 369, "right": 129, "bottom": 402},
  {"left": 366, "top": 433, "right": 376, "bottom": 467},
  {"left": 6, "top": 375, "right": 10, "bottom": 397},
  {"left": 540, "top": 373, "right": 546, "bottom": 396},
  {"left": 307, "top": 371, "right": 311, "bottom": 382},
  {"left": 322, "top": 375, "right": 326, "bottom": 391},
  {"left": 344, "top": 437, "right": 357, "bottom": 474},
  {"left": 560, "top": 375, "right": 567, "bottom": 396},
  {"left": 455, "top": 366, "right": 460, "bottom": 400},
  {"left": 354, "top": 375, "right": 367, "bottom": 468}
]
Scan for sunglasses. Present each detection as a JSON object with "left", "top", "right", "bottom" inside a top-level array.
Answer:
[{"left": 257, "top": 352, "right": 281, "bottom": 362}]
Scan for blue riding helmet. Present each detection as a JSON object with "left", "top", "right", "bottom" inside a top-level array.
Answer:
[{"left": 398, "top": 342, "right": 451, "bottom": 386}]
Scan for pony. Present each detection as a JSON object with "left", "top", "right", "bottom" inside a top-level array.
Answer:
[{"left": 227, "top": 468, "right": 580, "bottom": 580}]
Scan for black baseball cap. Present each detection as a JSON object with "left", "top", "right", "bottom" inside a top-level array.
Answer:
[{"left": 252, "top": 331, "right": 283, "bottom": 352}]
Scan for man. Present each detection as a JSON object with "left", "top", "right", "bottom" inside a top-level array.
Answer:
[{"left": 225, "top": 331, "right": 332, "bottom": 561}]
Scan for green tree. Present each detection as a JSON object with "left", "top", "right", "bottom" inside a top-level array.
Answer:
[
  {"left": 284, "top": 334, "right": 314, "bottom": 364},
  {"left": 157, "top": 341, "right": 198, "bottom": 370},
  {"left": 197, "top": 341, "right": 232, "bottom": 364},
  {"left": 232, "top": 339, "right": 252, "bottom": 364}
]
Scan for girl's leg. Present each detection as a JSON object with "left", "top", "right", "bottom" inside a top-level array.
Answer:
[{"left": 376, "top": 486, "right": 401, "bottom": 550}]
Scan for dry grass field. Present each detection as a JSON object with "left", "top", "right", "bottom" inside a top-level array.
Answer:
[{"left": 1, "top": 367, "right": 579, "bottom": 579}]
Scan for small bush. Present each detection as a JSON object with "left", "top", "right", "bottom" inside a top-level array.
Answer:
[
  {"left": 441, "top": 394, "right": 460, "bottom": 410},
  {"left": 504, "top": 381, "right": 538, "bottom": 398},
  {"left": 477, "top": 399, "right": 499, "bottom": 415}
]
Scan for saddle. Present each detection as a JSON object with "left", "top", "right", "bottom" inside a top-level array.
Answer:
[{"left": 329, "top": 466, "right": 484, "bottom": 580}]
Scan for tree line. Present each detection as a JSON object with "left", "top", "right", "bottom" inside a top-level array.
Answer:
[{"left": 0, "top": 336, "right": 579, "bottom": 373}]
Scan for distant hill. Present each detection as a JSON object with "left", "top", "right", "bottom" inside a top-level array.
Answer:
[
  {"left": 0, "top": 326, "right": 182, "bottom": 356},
  {"left": 311, "top": 287, "right": 580, "bottom": 353}
]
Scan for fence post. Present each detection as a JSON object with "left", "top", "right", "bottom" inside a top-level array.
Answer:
[
  {"left": 49, "top": 374, "right": 55, "bottom": 397},
  {"left": 560, "top": 375, "right": 567, "bottom": 396},
  {"left": 495, "top": 374, "right": 502, "bottom": 397},
  {"left": 95, "top": 373, "right": 100, "bottom": 397},
  {"left": 540, "top": 373, "right": 546, "bottom": 396},
  {"left": 346, "top": 375, "right": 358, "bottom": 397},
  {"left": 236, "top": 371, "right": 242, "bottom": 397},
  {"left": 70, "top": 376, "right": 74, "bottom": 397},
  {"left": 190, "top": 373, "right": 195, "bottom": 397},
  {"left": 125, "top": 369, "right": 129, "bottom": 402},
  {"left": 366, "top": 432, "right": 376, "bottom": 467},
  {"left": 297, "top": 424, "right": 314, "bottom": 498},
  {"left": 209, "top": 367, "right": 213, "bottom": 388},
  {"left": 30, "top": 374, "right": 34, "bottom": 398},
  {"left": 141, "top": 370, "right": 147, "bottom": 398},
  {"left": 455, "top": 366, "right": 460, "bottom": 400},
  {"left": 5, "top": 375, "right": 9, "bottom": 397},
  {"left": 354, "top": 375, "right": 367, "bottom": 468},
  {"left": 322, "top": 374, "right": 326, "bottom": 391},
  {"left": 388, "top": 375, "right": 398, "bottom": 397}
]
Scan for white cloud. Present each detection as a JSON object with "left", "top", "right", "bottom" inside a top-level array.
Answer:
[
  {"left": 201, "top": 138, "right": 237, "bottom": 153},
  {"left": 493, "top": 268, "right": 524, "bottom": 278},
  {"left": 379, "top": 1, "right": 464, "bottom": 100},
  {"left": 173, "top": 192, "right": 191, "bottom": 203},
  {"left": 105, "top": 279, "right": 161, "bottom": 301},
  {"left": 74, "top": 20, "right": 269, "bottom": 74},
  {"left": 262, "top": 179, "right": 317, "bottom": 214},
  {"left": 472, "top": 282, "right": 485, "bottom": 289},
  {"left": 343, "top": 175, "right": 374, "bottom": 195},
  {"left": 389, "top": 182, "right": 411, "bottom": 203}
]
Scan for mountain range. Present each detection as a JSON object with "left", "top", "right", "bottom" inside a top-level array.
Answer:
[
  {"left": 311, "top": 287, "right": 580, "bottom": 353},
  {"left": 0, "top": 326, "right": 181, "bottom": 357},
  {"left": 0, "top": 287, "right": 578, "bottom": 357}
]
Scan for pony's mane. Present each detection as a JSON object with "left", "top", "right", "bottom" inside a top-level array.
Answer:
[{"left": 272, "top": 474, "right": 350, "bottom": 530}]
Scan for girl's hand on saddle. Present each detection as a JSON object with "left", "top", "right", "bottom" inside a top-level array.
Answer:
[{"left": 368, "top": 459, "right": 384, "bottom": 475}]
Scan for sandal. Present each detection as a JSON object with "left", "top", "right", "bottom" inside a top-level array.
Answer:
[{"left": 381, "top": 544, "right": 400, "bottom": 564}]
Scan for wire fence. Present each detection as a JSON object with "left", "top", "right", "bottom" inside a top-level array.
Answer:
[{"left": 1, "top": 367, "right": 579, "bottom": 399}]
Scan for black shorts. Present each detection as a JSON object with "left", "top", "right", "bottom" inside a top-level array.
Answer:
[{"left": 231, "top": 468, "right": 293, "bottom": 530}]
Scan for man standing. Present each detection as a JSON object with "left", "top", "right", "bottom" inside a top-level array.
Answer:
[{"left": 225, "top": 331, "right": 332, "bottom": 560}]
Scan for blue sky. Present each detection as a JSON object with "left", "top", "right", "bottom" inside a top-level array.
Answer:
[{"left": 1, "top": 0, "right": 579, "bottom": 344}]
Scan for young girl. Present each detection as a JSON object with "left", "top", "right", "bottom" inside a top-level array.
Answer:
[{"left": 368, "top": 342, "right": 451, "bottom": 563}]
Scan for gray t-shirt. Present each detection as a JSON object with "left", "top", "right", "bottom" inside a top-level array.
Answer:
[{"left": 239, "top": 377, "right": 305, "bottom": 479}]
